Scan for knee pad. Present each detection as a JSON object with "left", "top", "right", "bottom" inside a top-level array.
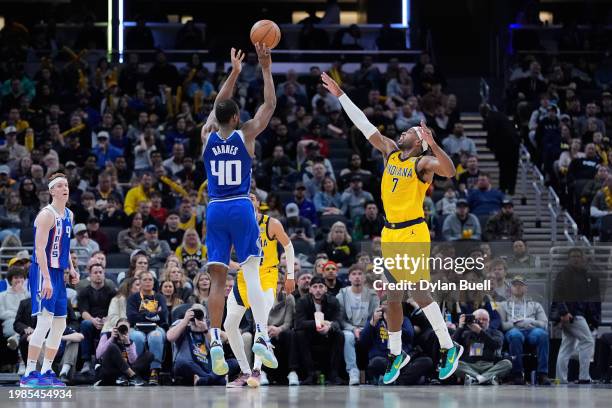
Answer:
[
  {"left": 28, "top": 310, "right": 54, "bottom": 348},
  {"left": 45, "top": 317, "right": 66, "bottom": 350}
]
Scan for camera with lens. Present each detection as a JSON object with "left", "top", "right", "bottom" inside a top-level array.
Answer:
[
  {"left": 191, "top": 308, "right": 205, "bottom": 322},
  {"left": 117, "top": 324, "right": 129, "bottom": 335},
  {"left": 464, "top": 314, "right": 476, "bottom": 325}
]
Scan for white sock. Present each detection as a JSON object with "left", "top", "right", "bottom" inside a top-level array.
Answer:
[
  {"left": 25, "top": 359, "right": 38, "bottom": 376},
  {"left": 41, "top": 358, "right": 53, "bottom": 374},
  {"left": 388, "top": 331, "right": 402, "bottom": 356},
  {"left": 242, "top": 257, "right": 269, "bottom": 339},
  {"left": 60, "top": 364, "right": 71, "bottom": 376},
  {"left": 211, "top": 328, "right": 222, "bottom": 345},
  {"left": 253, "top": 356, "right": 262, "bottom": 371},
  {"left": 422, "top": 302, "right": 454, "bottom": 349},
  {"left": 224, "top": 295, "right": 251, "bottom": 375}
]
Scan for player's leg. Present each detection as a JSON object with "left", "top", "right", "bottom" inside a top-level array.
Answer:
[
  {"left": 382, "top": 287, "right": 411, "bottom": 384},
  {"left": 224, "top": 286, "right": 251, "bottom": 387},
  {"left": 250, "top": 287, "right": 275, "bottom": 387},
  {"left": 40, "top": 275, "right": 68, "bottom": 387}
]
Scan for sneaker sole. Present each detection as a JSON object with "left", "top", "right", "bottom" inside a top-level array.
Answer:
[
  {"left": 210, "top": 347, "right": 229, "bottom": 376},
  {"left": 252, "top": 343, "right": 278, "bottom": 369},
  {"left": 439, "top": 345, "right": 464, "bottom": 380},
  {"left": 383, "top": 354, "right": 411, "bottom": 385}
]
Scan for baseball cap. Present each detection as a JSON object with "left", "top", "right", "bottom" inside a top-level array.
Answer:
[
  {"left": 350, "top": 174, "right": 362, "bottom": 182},
  {"left": 502, "top": 199, "right": 514, "bottom": 207},
  {"left": 65, "top": 161, "right": 77, "bottom": 169},
  {"left": 511, "top": 275, "right": 527, "bottom": 286},
  {"left": 97, "top": 131, "right": 109, "bottom": 140},
  {"left": 74, "top": 223, "right": 87, "bottom": 235},
  {"left": 310, "top": 276, "right": 326, "bottom": 286},
  {"left": 8, "top": 257, "right": 28, "bottom": 268},
  {"left": 285, "top": 203, "right": 299, "bottom": 218},
  {"left": 145, "top": 224, "right": 159, "bottom": 233},
  {"left": 130, "top": 248, "right": 146, "bottom": 262},
  {"left": 0, "top": 165, "right": 10, "bottom": 175},
  {"left": 4, "top": 126, "right": 17, "bottom": 134},
  {"left": 456, "top": 198, "right": 469, "bottom": 207},
  {"left": 294, "top": 182, "right": 306, "bottom": 190},
  {"left": 602, "top": 91, "right": 611, "bottom": 99},
  {"left": 323, "top": 260, "right": 338, "bottom": 270}
]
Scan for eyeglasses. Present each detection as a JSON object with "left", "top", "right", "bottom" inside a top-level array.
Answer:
[{"left": 324, "top": 267, "right": 337, "bottom": 272}]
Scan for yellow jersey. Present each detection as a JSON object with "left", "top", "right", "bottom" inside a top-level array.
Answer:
[
  {"left": 258, "top": 214, "right": 279, "bottom": 270},
  {"left": 381, "top": 151, "right": 430, "bottom": 223}
]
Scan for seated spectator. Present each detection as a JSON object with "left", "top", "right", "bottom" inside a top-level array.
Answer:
[
  {"left": 485, "top": 199, "right": 523, "bottom": 241},
  {"left": 449, "top": 270, "right": 502, "bottom": 331},
  {"left": 579, "top": 164, "right": 608, "bottom": 213},
  {"left": 507, "top": 240, "right": 535, "bottom": 269},
  {"left": 291, "top": 182, "right": 318, "bottom": 226},
  {"left": 557, "top": 138, "right": 585, "bottom": 176},
  {"left": 551, "top": 248, "right": 600, "bottom": 384},
  {"left": 188, "top": 271, "right": 210, "bottom": 306},
  {"left": 163, "top": 264, "right": 193, "bottom": 302},
  {"left": 283, "top": 203, "right": 315, "bottom": 247},
  {"left": 99, "top": 196, "right": 128, "bottom": 228},
  {"left": 436, "top": 187, "right": 458, "bottom": 217},
  {"left": 0, "top": 190, "right": 31, "bottom": 242},
  {"left": 73, "top": 191, "right": 103, "bottom": 225},
  {"left": 353, "top": 201, "right": 384, "bottom": 241},
  {"left": 453, "top": 309, "right": 511, "bottom": 385},
  {"left": 341, "top": 175, "right": 374, "bottom": 222},
  {"left": 118, "top": 212, "right": 146, "bottom": 254},
  {"left": 124, "top": 172, "right": 155, "bottom": 216},
  {"left": 138, "top": 224, "right": 172, "bottom": 271},
  {"left": 70, "top": 223, "right": 100, "bottom": 260},
  {"left": 442, "top": 198, "right": 482, "bottom": 241},
  {"left": 137, "top": 200, "right": 159, "bottom": 229},
  {"left": 314, "top": 177, "right": 342, "bottom": 215},
  {"left": 160, "top": 211, "right": 185, "bottom": 251},
  {"left": 456, "top": 155, "right": 480, "bottom": 191},
  {"left": 499, "top": 276, "right": 551, "bottom": 385},
  {"left": 13, "top": 298, "right": 82, "bottom": 383},
  {"left": 117, "top": 251, "right": 150, "bottom": 285},
  {"left": 175, "top": 228, "right": 207, "bottom": 270},
  {"left": 485, "top": 258, "right": 510, "bottom": 300},
  {"left": 336, "top": 264, "right": 379, "bottom": 385},
  {"left": 304, "top": 162, "right": 328, "bottom": 199},
  {"left": 590, "top": 174, "right": 612, "bottom": 236},
  {"left": 316, "top": 221, "right": 357, "bottom": 266},
  {"left": 320, "top": 260, "right": 347, "bottom": 296},
  {"left": 93, "top": 131, "right": 123, "bottom": 168},
  {"left": 167, "top": 303, "right": 239, "bottom": 385},
  {"left": 77, "top": 263, "right": 117, "bottom": 374},
  {"left": 149, "top": 191, "right": 168, "bottom": 226},
  {"left": 292, "top": 270, "right": 312, "bottom": 301},
  {"left": 0, "top": 268, "right": 28, "bottom": 354},
  {"left": 163, "top": 143, "right": 185, "bottom": 176},
  {"left": 568, "top": 143, "right": 601, "bottom": 194},
  {"left": 126, "top": 271, "right": 168, "bottom": 385},
  {"left": 294, "top": 276, "right": 344, "bottom": 385},
  {"left": 443, "top": 123, "right": 477, "bottom": 158},
  {"left": 86, "top": 217, "right": 110, "bottom": 253},
  {"left": 339, "top": 154, "right": 373, "bottom": 189},
  {"left": 102, "top": 277, "right": 141, "bottom": 334},
  {"left": 95, "top": 318, "right": 149, "bottom": 386},
  {"left": 160, "top": 280, "right": 184, "bottom": 323},
  {"left": 467, "top": 173, "right": 504, "bottom": 217}
]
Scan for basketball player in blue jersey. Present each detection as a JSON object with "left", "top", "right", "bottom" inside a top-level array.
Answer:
[
  {"left": 200, "top": 44, "right": 278, "bottom": 375},
  {"left": 20, "top": 173, "right": 80, "bottom": 388}
]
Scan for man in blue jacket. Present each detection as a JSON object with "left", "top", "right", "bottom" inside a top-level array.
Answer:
[{"left": 467, "top": 173, "right": 504, "bottom": 217}]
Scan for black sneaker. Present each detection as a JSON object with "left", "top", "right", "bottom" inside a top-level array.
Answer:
[
  {"left": 129, "top": 375, "right": 145, "bottom": 386},
  {"left": 116, "top": 375, "right": 129, "bottom": 386},
  {"left": 537, "top": 374, "right": 551, "bottom": 386},
  {"left": 149, "top": 369, "right": 159, "bottom": 386},
  {"left": 512, "top": 373, "right": 525, "bottom": 385}
]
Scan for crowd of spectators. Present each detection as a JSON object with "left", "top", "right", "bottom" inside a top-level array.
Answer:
[{"left": 0, "top": 15, "right": 609, "bottom": 386}]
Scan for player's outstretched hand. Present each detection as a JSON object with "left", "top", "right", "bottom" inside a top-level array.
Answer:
[
  {"left": 419, "top": 119, "right": 435, "bottom": 146},
  {"left": 41, "top": 276, "right": 53, "bottom": 299},
  {"left": 284, "top": 278, "right": 295, "bottom": 295},
  {"left": 254, "top": 42, "right": 272, "bottom": 69},
  {"left": 321, "top": 72, "right": 343, "bottom": 97},
  {"left": 230, "top": 47, "right": 244, "bottom": 74}
]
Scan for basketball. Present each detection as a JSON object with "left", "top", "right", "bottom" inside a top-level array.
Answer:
[{"left": 250, "top": 19, "right": 281, "bottom": 49}]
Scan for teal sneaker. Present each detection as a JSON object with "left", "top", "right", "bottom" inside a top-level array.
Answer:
[
  {"left": 20, "top": 371, "right": 42, "bottom": 388},
  {"left": 382, "top": 351, "right": 410, "bottom": 384},
  {"left": 252, "top": 336, "right": 278, "bottom": 369},
  {"left": 210, "top": 342, "right": 229, "bottom": 376},
  {"left": 438, "top": 342, "right": 464, "bottom": 380}
]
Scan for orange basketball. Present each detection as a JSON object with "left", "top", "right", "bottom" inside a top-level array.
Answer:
[{"left": 250, "top": 20, "right": 281, "bottom": 49}]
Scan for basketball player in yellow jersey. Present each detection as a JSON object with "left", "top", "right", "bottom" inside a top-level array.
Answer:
[
  {"left": 224, "top": 194, "right": 295, "bottom": 388},
  {"left": 322, "top": 72, "right": 463, "bottom": 384}
]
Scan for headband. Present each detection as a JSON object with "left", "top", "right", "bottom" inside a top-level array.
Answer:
[
  {"left": 410, "top": 126, "right": 429, "bottom": 151},
  {"left": 48, "top": 177, "right": 68, "bottom": 190}
]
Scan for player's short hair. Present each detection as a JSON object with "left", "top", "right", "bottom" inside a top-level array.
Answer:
[
  {"left": 48, "top": 172, "right": 67, "bottom": 182},
  {"left": 215, "top": 99, "right": 239, "bottom": 124}
]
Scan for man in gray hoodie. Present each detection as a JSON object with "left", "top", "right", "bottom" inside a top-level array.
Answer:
[
  {"left": 336, "top": 264, "right": 380, "bottom": 385},
  {"left": 498, "top": 276, "right": 551, "bottom": 385}
]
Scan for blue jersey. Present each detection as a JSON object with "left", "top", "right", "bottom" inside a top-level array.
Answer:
[
  {"left": 31, "top": 205, "right": 73, "bottom": 270},
  {"left": 203, "top": 130, "right": 252, "bottom": 201}
]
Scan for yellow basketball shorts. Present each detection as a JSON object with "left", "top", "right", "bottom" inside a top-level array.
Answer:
[
  {"left": 233, "top": 266, "right": 278, "bottom": 309},
  {"left": 380, "top": 221, "right": 431, "bottom": 283}
]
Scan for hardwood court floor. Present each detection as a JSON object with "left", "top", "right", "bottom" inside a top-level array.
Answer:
[{"left": 4, "top": 384, "right": 612, "bottom": 407}]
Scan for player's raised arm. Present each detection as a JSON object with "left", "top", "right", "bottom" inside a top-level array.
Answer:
[
  {"left": 201, "top": 48, "right": 245, "bottom": 141},
  {"left": 416, "top": 120, "right": 456, "bottom": 180},
  {"left": 34, "top": 210, "right": 55, "bottom": 299},
  {"left": 321, "top": 72, "right": 398, "bottom": 157},
  {"left": 242, "top": 42, "right": 276, "bottom": 141},
  {"left": 268, "top": 217, "right": 295, "bottom": 293}
]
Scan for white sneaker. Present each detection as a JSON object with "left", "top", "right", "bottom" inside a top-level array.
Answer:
[
  {"left": 287, "top": 371, "right": 300, "bottom": 386},
  {"left": 476, "top": 375, "right": 487, "bottom": 384},
  {"left": 349, "top": 368, "right": 360, "bottom": 386},
  {"left": 17, "top": 362, "right": 25, "bottom": 375},
  {"left": 79, "top": 362, "right": 91, "bottom": 374},
  {"left": 260, "top": 370, "right": 269, "bottom": 386},
  {"left": 464, "top": 375, "right": 476, "bottom": 385}
]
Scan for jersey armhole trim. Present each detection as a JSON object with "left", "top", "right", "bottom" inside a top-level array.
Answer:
[
  {"left": 414, "top": 156, "right": 430, "bottom": 185},
  {"left": 264, "top": 215, "right": 274, "bottom": 242},
  {"left": 385, "top": 149, "right": 399, "bottom": 161}
]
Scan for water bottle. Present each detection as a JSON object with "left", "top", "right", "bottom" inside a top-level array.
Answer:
[
  {"left": 318, "top": 373, "right": 325, "bottom": 385},
  {"left": 445, "top": 313, "right": 452, "bottom": 323}
]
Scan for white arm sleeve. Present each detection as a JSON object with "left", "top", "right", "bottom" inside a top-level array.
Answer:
[
  {"left": 284, "top": 242, "right": 295, "bottom": 279},
  {"left": 338, "top": 93, "right": 377, "bottom": 139}
]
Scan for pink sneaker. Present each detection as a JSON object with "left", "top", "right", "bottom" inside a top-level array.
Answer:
[
  {"left": 247, "top": 369, "right": 261, "bottom": 388},
  {"left": 226, "top": 372, "right": 250, "bottom": 388}
]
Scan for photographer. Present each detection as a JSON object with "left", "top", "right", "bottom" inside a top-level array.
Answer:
[
  {"left": 453, "top": 309, "right": 511, "bottom": 385},
  {"left": 126, "top": 271, "right": 168, "bottom": 385},
  {"left": 167, "top": 304, "right": 239, "bottom": 385},
  {"left": 95, "top": 319, "right": 150, "bottom": 386}
]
